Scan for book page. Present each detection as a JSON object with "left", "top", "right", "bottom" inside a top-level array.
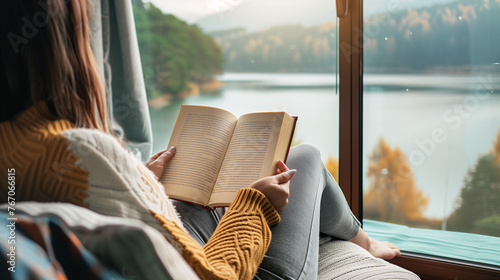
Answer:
[
  {"left": 160, "top": 105, "right": 237, "bottom": 205},
  {"left": 209, "top": 112, "right": 293, "bottom": 206}
]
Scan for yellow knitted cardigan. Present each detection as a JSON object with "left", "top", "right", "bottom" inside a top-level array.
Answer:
[{"left": 0, "top": 102, "right": 281, "bottom": 280}]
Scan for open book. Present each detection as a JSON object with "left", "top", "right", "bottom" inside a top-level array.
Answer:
[{"left": 160, "top": 105, "right": 297, "bottom": 208}]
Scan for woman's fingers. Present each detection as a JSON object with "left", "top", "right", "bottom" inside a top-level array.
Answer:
[
  {"left": 145, "top": 146, "right": 176, "bottom": 180},
  {"left": 277, "top": 160, "right": 289, "bottom": 173},
  {"left": 155, "top": 146, "right": 176, "bottom": 165},
  {"left": 248, "top": 162, "right": 297, "bottom": 211},
  {"left": 146, "top": 148, "right": 168, "bottom": 165},
  {"left": 275, "top": 169, "right": 296, "bottom": 184}
]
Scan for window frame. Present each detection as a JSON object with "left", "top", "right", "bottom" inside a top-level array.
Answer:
[{"left": 337, "top": 0, "right": 500, "bottom": 278}]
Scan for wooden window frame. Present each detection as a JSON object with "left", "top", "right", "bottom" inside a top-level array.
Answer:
[{"left": 337, "top": 0, "right": 500, "bottom": 279}]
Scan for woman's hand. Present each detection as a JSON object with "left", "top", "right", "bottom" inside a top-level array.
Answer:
[
  {"left": 249, "top": 160, "right": 296, "bottom": 211},
  {"left": 145, "top": 146, "right": 176, "bottom": 181}
]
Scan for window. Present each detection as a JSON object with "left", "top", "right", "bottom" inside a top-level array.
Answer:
[
  {"left": 361, "top": 0, "right": 500, "bottom": 270},
  {"left": 132, "top": 0, "right": 340, "bottom": 176},
  {"left": 133, "top": 0, "right": 500, "bottom": 277}
]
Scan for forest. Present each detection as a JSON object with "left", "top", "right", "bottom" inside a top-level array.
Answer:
[
  {"left": 211, "top": 0, "right": 500, "bottom": 73},
  {"left": 132, "top": 0, "right": 223, "bottom": 99},
  {"left": 211, "top": 23, "right": 337, "bottom": 73}
]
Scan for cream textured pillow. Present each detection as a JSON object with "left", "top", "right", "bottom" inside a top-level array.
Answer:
[{"left": 318, "top": 236, "right": 420, "bottom": 280}]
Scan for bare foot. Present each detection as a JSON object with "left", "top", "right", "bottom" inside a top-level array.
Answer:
[
  {"left": 366, "top": 237, "right": 401, "bottom": 260},
  {"left": 350, "top": 228, "right": 401, "bottom": 260}
]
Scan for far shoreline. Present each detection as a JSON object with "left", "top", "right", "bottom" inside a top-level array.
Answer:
[{"left": 148, "top": 80, "right": 224, "bottom": 109}]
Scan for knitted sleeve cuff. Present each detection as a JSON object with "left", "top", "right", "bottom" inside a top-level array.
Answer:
[{"left": 228, "top": 188, "right": 281, "bottom": 226}]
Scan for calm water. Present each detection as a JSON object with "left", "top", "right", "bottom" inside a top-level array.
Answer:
[{"left": 150, "top": 72, "right": 500, "bottom": 219}]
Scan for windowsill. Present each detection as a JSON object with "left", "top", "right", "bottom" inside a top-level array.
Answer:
[{"left": 363, "top": 219, "right": 500, "bottom": 268}]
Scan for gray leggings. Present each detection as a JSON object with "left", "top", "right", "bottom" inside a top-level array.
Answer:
[{"left": 173, "top": 144, "right": 361, "bottom": 280}]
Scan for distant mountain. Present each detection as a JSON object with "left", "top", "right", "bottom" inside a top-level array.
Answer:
[
  {"left": 196, "top": 0, "right": 335, "bottom": 33},
  {"left": 195, "top": 0, "right": 458, "bottom": 33}
]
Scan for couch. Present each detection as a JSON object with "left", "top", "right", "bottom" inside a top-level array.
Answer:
[{"left": 1, "top": 202, "right": 419, "bottom": 279}]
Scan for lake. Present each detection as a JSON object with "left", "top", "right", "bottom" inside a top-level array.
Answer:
[{"left": 149, "top": 72, "right": 500, "bottom": 220}]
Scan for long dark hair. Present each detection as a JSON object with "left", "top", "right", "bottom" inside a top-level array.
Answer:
[{"left": 0, "top": 0, "right": 111, "bottom": 133}]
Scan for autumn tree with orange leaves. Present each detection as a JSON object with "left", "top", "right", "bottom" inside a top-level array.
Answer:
[
  {"left": 324, "top": 156, "right": 339, "bottom": 182},
  {"left": 364, "top": 138, "right": 439, "bottom": 228}
]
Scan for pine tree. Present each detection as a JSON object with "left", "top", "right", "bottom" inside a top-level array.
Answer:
[{"left": 446, "top": 129, "right": 500, "bottom": 237}]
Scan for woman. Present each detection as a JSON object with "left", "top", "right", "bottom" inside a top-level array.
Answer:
[{"left": 0, "top": 0, "right": 400, "bottom": 279}]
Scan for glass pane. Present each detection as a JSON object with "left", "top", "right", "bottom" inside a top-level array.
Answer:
[
  {"left": 362, "top": 0, "right": 500, "bottom": 267},
  {"left": 132, "top": 1, "right": 339, "bottom": 173}
]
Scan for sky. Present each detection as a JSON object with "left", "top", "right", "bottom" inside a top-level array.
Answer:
[
  {"left": 147, "top": 0, "right": 245, "bottom": 23},
  {"left": 146, "top": 0, "right": 451, "bottom": 24}
]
